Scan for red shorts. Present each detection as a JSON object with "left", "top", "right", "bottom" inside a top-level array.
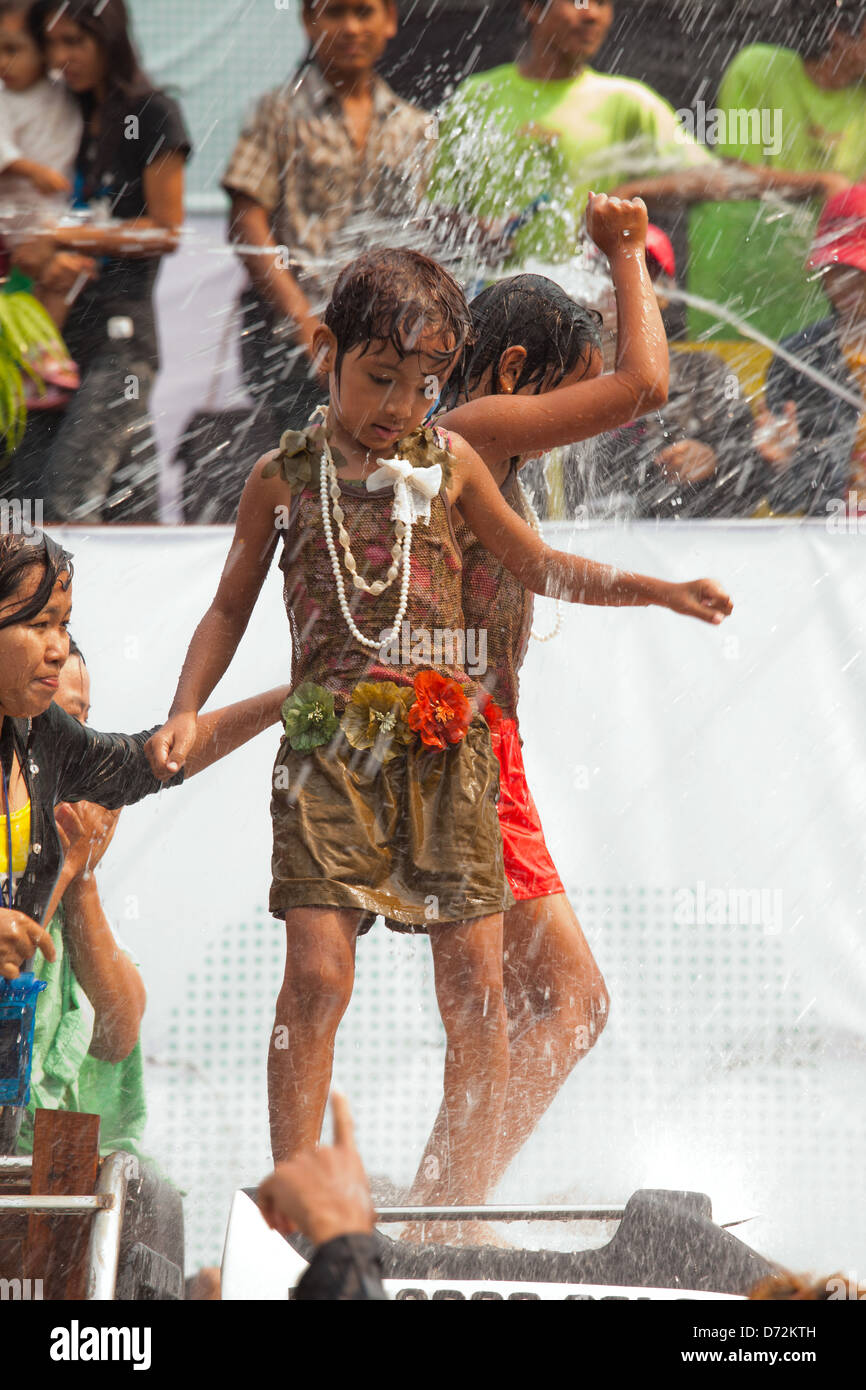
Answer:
[{"left": 491, "top": 716, "right": 565, "bottom": 902}]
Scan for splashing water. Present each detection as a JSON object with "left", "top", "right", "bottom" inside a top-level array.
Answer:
[{"left": 666, "top": 285, "right": 866, "bottom": 416}]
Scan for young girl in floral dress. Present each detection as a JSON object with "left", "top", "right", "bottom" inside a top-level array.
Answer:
[{"left": 146, "top": 217, "right": 731, "bottom": 1212}]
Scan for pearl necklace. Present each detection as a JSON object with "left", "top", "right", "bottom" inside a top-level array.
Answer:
[
  {"left": 517, "top": 477, "right": 564, "bottom": 644},
  {"left": 333, "top": 452, "right": 405, "bottom": 597},
  {"left": 319, "top": 432, "right": 413, "bottom": 651}
]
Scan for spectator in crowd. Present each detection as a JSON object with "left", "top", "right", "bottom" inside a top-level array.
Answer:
[
  {"left": 2, "top": 621, "right": 292, "bottom": 1286},
  {"left": 0, "top": 0, "right": 84, "bottom": 330},
  {"left": 12, "top": 634, "right": 187, "bottom": 1275},
  {"left": 222, "top": 0, "right": 432, "bottom": 438},
  {"left": 430, "top": 0, "right": 845, "bottom": 284},
  {"left": 17, "top": 637, "right": 148, "bottom": 1156},
  {"left": 258, "top": 1092, "right": 385, "bottom": 1301},
  {"left": 0, "top": 230, "right": 81, "bottom": 445},
  {"left": 584, "top": 225, "right": 775, "bottom": 518},
  {"left": 430, "top": 0, "right": 713, "bottom": 266},
  {"left": 429, "top": 0, "right": 841, "bottom": 275},
  {"left": 0, "top": 526, "right": 292, "bottom": 984},
  {"left": 755, "top": 185, "right": 866, "bottom": 516},
  {"left": 687, "top": 0, "right": 866, "bottom": 346},
  {"left": 7, "top": 0, "right": 191, "bottom": 524}
]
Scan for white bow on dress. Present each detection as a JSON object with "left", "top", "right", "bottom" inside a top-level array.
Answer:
[{"left": 365, "top": 457, "right": 442, "bottom": 526}]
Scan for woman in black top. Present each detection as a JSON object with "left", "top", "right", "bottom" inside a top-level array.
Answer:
[
  {"left": 0, "top": 528, "right": 288, "bottom": 978},
  {"left": 11, "top": 0, "right": 191, "bottom": 523}
]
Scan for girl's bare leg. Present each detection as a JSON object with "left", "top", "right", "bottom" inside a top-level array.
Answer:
[
  {"left": 268, "top": 907, "right": 361, "bottom": 1164},
  {"left": 408, "top": 893, "right": 608, "bottom": 1237},
  {"left": 493, "top": 892, "right": 609, "bottom": 1185},
  {"left": 404, "top": 912, "right": 510, "bottom": 1242}
]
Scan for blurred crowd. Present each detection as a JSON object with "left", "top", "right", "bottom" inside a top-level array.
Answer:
[{"left": 0, "top": 0, "right": 865, "bottom": 522}]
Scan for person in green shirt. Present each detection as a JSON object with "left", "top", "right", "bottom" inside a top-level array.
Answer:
[
  {"left": 429, "top": 0, "right": 713, "bottom": 265},
  {"left": 431, "top": 0, "right": 847, "bottom": 286},
  {"left": 21, "top": 908, "right": 147, "bottom": 1154},
  {"left": 10, "top": 633, "right": 292, "bottom": 1288},
  {"left": 686, "top": 2, "right": 866, "bottom": 344},
  {"left": 18, "top": 638, "right": 148, "bottom": 1157},
  {"left": 14, "top": 637, "right": 292, "bottom": 1157}
]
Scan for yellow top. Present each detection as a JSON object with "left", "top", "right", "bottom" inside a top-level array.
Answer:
[{"left": 0, "top": 800, "right": 31, "bottom": 875}]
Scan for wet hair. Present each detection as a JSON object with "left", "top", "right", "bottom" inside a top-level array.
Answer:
[
  {"left": 523, "top": 0, "right": 611, "bottom": 8},
  {"left": 790, "top": 0, "right": 866, "bottom": 58},
  {"left": 28, "top": 0, "right": 150, "bottom": 93},
  {"left": 444, "top": 274, "right": 602, "bottom": 407},
  {"left": 302, "top": 0, "right": 397, "bottom": 10},
  {"left": 520, "top": 0, "right": 613, "bottom": 33},
  {"left": 324, "top": 248, "right": 474, "bottom": 381},
  {"left": 0, "top": 530, "right": 73, "bottom": 632},
  {"left": 0, "top": 1, "right": 34, "bottom": 21}
]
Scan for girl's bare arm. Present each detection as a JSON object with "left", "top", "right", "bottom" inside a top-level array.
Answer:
[
  {"left": 439, "top": 196, "right": 668, "bottom": 468},
  {"left": 184, "top": 685, "right": 291, "bottom": 776},
  {"left": 447, "top": 432, "right": 731, "bottom": 622},
  {"left": 228, "top": 194, "right": 321, "bottom": 355},
  {"left": 145, "top": 455, "right": 287, "bottom": 776}
]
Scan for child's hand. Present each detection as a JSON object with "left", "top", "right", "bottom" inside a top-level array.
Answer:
[
  {"left": 27, "top": 163, "right": 72, "bottom": 196},
  {"left": 586, "top": 192, "right": 649, "bottom": 259},
  {"left": 656, "top": 439, "right": 718, "bottom": 483},
  {"left": 55, "top": 801, "right": 121, "bottom": 880},
  {"left": 39, "top": 252, "right": 99, "bottom": 294},
  {"left": 665, "top": 578, "right": 733, "bottom": 625},
  {"left": 754, "top": 401, "right": 799, "bottom": 471},
  {"left": 0, "top": 908, "right": 56, "bottom": 980},
  {"left": 145, "top": 713, "right": 198, "bottom": 781}
]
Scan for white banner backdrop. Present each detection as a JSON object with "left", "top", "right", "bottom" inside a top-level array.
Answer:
[
  {"left": 46, "top": 521, "right": 866, "bottom": 1276},
  {"left": 150, "top": 216, "right": 251, "bottom": 522}
]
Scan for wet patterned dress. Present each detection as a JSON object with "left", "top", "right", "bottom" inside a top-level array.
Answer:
[{"left": 268, "top": 421, "right": 514, "bottom": 929}]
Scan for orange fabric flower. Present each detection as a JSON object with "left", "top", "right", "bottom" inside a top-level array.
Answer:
[{"left": 408, "top": 670, "right": 473, "bottom": 750}]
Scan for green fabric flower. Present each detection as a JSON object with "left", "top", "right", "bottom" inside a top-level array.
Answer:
[
  {"left": 261, "top": 422, "right": 348, "bottom": 492},
  {"left": 341, "top": 681, "right": 416, "bottom": 763},
  {"left": 282, "top": 682, "right": 340, "bottom": 751}
]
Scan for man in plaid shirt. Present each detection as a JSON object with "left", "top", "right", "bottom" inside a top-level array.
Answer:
[{"left": 222, "top": 0, "right": 434, "bottom": 435}]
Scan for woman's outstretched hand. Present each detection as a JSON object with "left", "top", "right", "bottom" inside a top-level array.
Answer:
[
  {"left": 0, "top": 908, "right": 55, "bottom": 980},
  {"left": 664, "top": 579, "right": 733, "bottom": 624},
  {"left": 144, "top": 712, "right": 198, "bottom": 781}
]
